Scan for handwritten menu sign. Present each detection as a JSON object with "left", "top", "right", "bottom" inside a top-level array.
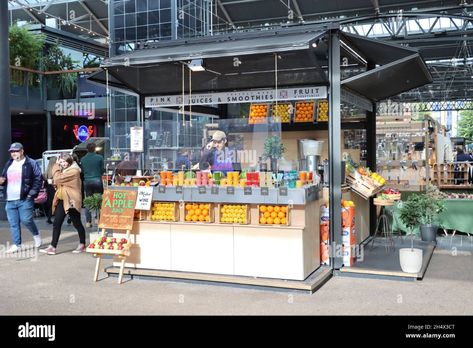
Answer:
[
  {"left": 135, "top": 187, "right": 153, "bottom": 210},
  {"left": 99, "top": 190, "right": 138, "bottom": 230}
]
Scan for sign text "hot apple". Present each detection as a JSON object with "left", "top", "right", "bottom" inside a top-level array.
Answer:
[{"left": 103, "top": 192, "right": 135, "bottom": 213}]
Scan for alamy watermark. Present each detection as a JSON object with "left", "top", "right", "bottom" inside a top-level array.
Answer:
[
  {"left": 55, "top": 100, "right": 95, "bottom": 119},
  {"left": 18, "top": 322, "right": 55, "bottom": 341},
  {"left": 0, "top": 243, "right": 38, "bottom": 261},
  {"left": 215, "top": 148, "right": 258, "bottom": 167}
]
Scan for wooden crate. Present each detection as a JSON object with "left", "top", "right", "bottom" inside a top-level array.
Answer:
[
  {"left": 317, "top": 99, "right": 329, "bottom": 122},
  {"left": 248, "top": 103, "right": 269, "bottom": 124},
  {"left": 373, "top": 198, "right": 394, "bottom": 206},
  {"left": 257, "top": 204, "right": 290, "bottom": 226},
  {"left": 346, "top": 174, "right": 384, "bottom": 199},
  {"left": 134, "top": 210, "right": 149, "bottom": 221},
  {"left": 385, "top": 193, "right": 401, "bottom": 201},
  {"left": 149, "top": 201, "right": 179, "bottom": 222},
  {"left": 270, "top": 102, "right": 293, "bottom": 123},
  {"left": 294, "top": 101, "right": 315, "bottom": 123},
  {"left": 218, "top": 204, "right": 250, "bottom": 224},
  {"left": 183, "top": 202, "right": 214, "bottom": 223}
]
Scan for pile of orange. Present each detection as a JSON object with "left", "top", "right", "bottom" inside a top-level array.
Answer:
[
  {"left": 220, "top": 204, "right": 248, "bottom": 224},
  {"left": 249, "top": 104, "right": 269, "bottom": 124},
  {"left": 259, "top": 205, "right": 288, "bottom": 225},
  {"left": 294, "top": 102, "right": 315, "bottom": 122},
  {"left": 317, "top": 100, "right": 329, "bottom": 121},
  {"left": 150, "top": 202, "right": 176, "bottom": 221},
  {"left": 185, "top": 203, "right": 211, "bottom": 222}
]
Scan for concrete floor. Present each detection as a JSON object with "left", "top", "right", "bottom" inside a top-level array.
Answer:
[{"left": 0, "top": 216, "right": 472, "bottom": 315}]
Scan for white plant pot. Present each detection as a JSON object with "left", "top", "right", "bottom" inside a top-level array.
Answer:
[{"left": 399, "top": 248, "right": 423, "bottom": 274}]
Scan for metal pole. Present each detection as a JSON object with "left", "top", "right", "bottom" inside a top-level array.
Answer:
[
  {"left": 46, "top": 111, "right": 52, "bottom": 150},
  {"left": 0, "top": 1, "right": 11, "bottom": 220},
  {"left": 328, "top": 29, "right": 343, "bottom": 269}
]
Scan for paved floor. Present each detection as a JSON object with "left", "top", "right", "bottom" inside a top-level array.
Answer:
[{"left": 0, "top": 215, "right": 472, "bottom": 315}]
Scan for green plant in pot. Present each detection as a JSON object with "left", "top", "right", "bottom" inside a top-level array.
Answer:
[
  {"left": 398, "top": 195, "right": 424, "bottom": 273},
  {"left": 83, "top": 193, "right": 103, "bottom": 228},
  {"left": 262, "top": 135, "right": 285, "bottom": 172},
  {"left": 418, "top": 185, "right": 445, "bottom": 242}
]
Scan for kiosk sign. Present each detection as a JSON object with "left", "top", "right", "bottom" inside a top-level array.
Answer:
[{"left": 99, "top": 190, "right": 138, "bottom": 230}]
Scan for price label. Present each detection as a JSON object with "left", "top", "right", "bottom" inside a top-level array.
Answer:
[
  {"left": 244, "top": 187, "right": 252, "bottom": 195},
  {"left": 175, "top": 186, "right": 183, "bottom": 194},
  {"left": 279, "top": 187, "right": 288, "bottom": 196},
  {"left": 261, "top": 187, "right": 269, "bottom": 196},
  {"left": 211, "top": 186, "right": 219, "bottom": 195},
  {"left": 198, "top": 186, "right": 207, "bottom": 194},
  {"left": 158, "top": 185, "right": 166, "bottom": 194},
  {"left": 227, "top": 187, "right": 235, "bottom": 195}
]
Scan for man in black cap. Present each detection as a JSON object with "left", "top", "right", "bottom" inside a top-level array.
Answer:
[{"left": 0, "top": 142, "right": 43, "bottom": 252}]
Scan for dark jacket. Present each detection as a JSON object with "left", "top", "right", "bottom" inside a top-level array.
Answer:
[{"left": 1, "top": 156, "right": 43, "bottom": 200}]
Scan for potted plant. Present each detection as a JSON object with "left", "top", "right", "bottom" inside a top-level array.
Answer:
[
  {"left": 83, "top": 193, "right": 103, "bottom": 227},
  {"left": 398, "top": 195, "right": 423, "bottom": 274},
  {"left": 418, "top": 185, "right": 445, "bottom": 242},
  {"left": 262, "top": 135, "right": 285, "bottom": 172}
]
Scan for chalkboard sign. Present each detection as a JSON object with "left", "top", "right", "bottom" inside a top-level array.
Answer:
[
  {"left": 211, "top": 186, "right": 219, "bottom": 195},
  {"left": 279, "top": 187, "right": 288, "bottom": 196},
  {"left": 261, "top": 187, "right": 269, "bottom": 196},
  {"left": 99, "top": 190, "right": 137, "bottom": 230},
  {"left": 198, "top": 186, "right": 207, "bottom": 194},
  {"left": 227, "top": 187, "right": 235, "bottom": 195},
  {"left": 244, "top": 187, "right": 252, "bottom": 195}
]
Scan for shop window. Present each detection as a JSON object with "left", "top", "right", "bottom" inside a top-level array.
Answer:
[
  {"left": 114, "top": 15, "right": 125, "bottom": 28},
  {"left": 160, "top": 0, "right": 171, "bottom": 9},
  {"left": 160, "top": 9, "right": 171, "bottom": 22},
  {"left": 125, "top": 28, "right": 136, "bottom": 41},
  {"left": 124, "top": 0, "right": 136, "bottom": 12},
  {"left": 125, "top": 13, "right": 136, "bottom": 27},
  {"left": 148, "top": 0, "right": 161, "bottom": 10},
  {"left": 137, "top": 26, "right": 148, "bottom": 41},
  {"left": 137, "top": 12, "right": 148, "bottom": 26},
  {"left": 113, "top": 0, "right": 125, "bottom": 15},
  {"left": 136, "top": 0, "right": 148, "bottom": 12},
  {"left": 114, "top": 28, "right": 125, "bottom": 41},
  {"left": 148, "top": 11, "right": 160, "bottom": 26}
]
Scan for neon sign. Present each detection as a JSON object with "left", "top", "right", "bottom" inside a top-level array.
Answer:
[{"left": 73, "top": 125, "right": 94, "bottom": 142}]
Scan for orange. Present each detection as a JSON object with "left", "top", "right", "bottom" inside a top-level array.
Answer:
[
  {"left": 281, "top": 217, "right": 287, "bottom": 224},
  {"left": 195, "top": 209, "right": 202, "bottom": 216},
  {"left": 267, "top": 206, "right": 274, "bottom": 213},
  {"left": 266, "top": 217, "right": 274, "bottom": 224},
  {"left": 198, "top": 215, "right": 205, "bottom": 222},
  {"left": 263, "top": 211, "right": 270, "bottom": 218},
  {"left": 280, "top": 206, "right": 287, "bottom": 213},
  {"left": 259, "top": 205, "right": 267, "bottom": 213},
  {"left": 274, "top": 217, "right": 281, "bottom": 225},
  {"left": 202, "top": 209, "right": 209, "bottom": 216},
  {"left": 271, "top": 211, "right": 277, "bottom": 218},
  {"left": 185, "top": 215, "right": 192, "bottom": 221},
  {"left": 274, "top": 206, "right": 280, "bottom": 213},
  {"left": 191, "top": 215, "right": 198, "bottom": 222},
  {"left": 189, "top": 209, "right": 195, "bottom": 216},
  {"left": 185, "top": 204, "right": 192, "bottom": 211},
  {"left": 278, "top": 212, "right": 285, "bottom": 219}
]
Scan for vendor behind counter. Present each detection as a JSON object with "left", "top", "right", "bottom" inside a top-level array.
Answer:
[{"left": 198, "top": 130, "right": 241, "bottom": 174}]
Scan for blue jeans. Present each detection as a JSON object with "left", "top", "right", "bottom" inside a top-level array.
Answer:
[{"left": 5, "top": 198, "right": 40, "bottom": 246}]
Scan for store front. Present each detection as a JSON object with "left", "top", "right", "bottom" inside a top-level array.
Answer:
[{"left": 88, "top": 23, "right": 432, "bottom": 289}]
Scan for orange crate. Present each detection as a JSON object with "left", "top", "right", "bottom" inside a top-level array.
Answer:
[
  {"left": 218, "top": 204, "right": 250, "bottom": 224},
  {"left": 248, "top": 104, "right": 269, "bottom": 124},
  {"left": 317, "top": 100, "right": 329, "bottom": 122},
  {"left": 257, "top": 204, "right": 290, "bottom": 226},
  {"left": 294, "top": 101, "right": 315, "bottom": 123},
  {"left": 271, "top": 102, "right": 293, "bottom": 123},
  {"left": 183, "top": 202, "right": 214, "bottom": 223},
  {"left": 149, "top": 201, "right": 179, "bottom": 222}
]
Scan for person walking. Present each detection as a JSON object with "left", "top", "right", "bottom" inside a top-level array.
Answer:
[
  {"left": 40, "top": 154, "right": 86, "bottom": 255},
  {"left": 0, "top": 142, "right": 43, "bottom": 252},
  {"left": 43, "top": 156, "right": 57, "bottom": 224},
  {"left": 80, "top": 143, "right": 103, "bottom": 228}
]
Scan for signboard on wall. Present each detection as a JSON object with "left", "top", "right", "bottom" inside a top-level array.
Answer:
[
  {"left": 145, "top": 86, "right": 328, "bottom": 107},
  {"left": 130, "top": 126, "right": 144, "bottom": 152},
  {"left": 98, "top": 190, "right": 137, "bottom": 230}
]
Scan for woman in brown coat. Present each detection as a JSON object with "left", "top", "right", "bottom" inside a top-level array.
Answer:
[{"left": 40, "top": 154, "right": 86, "bottom": 255}]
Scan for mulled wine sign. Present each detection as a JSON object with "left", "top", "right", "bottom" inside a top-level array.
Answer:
[{"left": 99, "top": 190, "right": 138, "bottom": 230}]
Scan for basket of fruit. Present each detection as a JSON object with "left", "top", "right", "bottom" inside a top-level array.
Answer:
[
  {"left": 294, "top": 101, "right": 315, "bottom": 122},
  {"left": 86, "top": 236, "right": 131, "bottom": 255},
  {"left": 258, "top": 205, "right": 290, "bottom": 226},
  {"left": 317, "top": 100, "right": 329, "bottom": 122},
  {"left": 383, "top": 188, "right": 401, "bottom": 201},
  {"left": 219, "top": 204, "right": 249, "bottom": 224},
  {"left": 150, "top": 201, "right": 179, "bottom": 222},
  {"left": 248, "top": 104, "right": 269, "bottom": 124},
  {"left": 271, "top": 102, "right": 292, "bottom": 123},
  {"left": 373, "top": 194, "right": 395, "bottom": 206},
  {"left": 184, "top": 202, "right": 213, "bottom": 223}
]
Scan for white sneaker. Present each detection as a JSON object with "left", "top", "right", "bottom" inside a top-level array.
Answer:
[
  {"left": 33, "top": 234, "right": 42, "bottom": 248},
  {"left": 5, "top": 244, "right": 20, "bottom": 253}
]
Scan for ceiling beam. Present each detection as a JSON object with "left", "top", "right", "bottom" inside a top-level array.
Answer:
[
  {"left": 78, "top": 0, "right": 109, "bottom": 36},
  {"left": 290, "top": 0, "right": 304, "bottom": 22},
  {"left": 216, "top": 0, "right": 236, "bottom": 29},
  {"left": 13, "top": 0, "right": 44, "bottom": 24}
]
